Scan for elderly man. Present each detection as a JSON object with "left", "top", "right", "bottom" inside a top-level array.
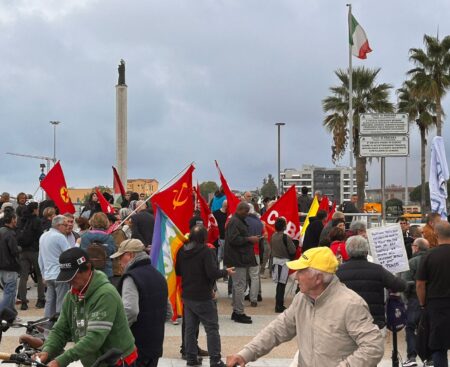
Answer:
[
  {"left": 35, "top": 248, "right": 136, "bottom": 367},
  {"left": 336, "top": 236, "right": 406, "bottom": 330},
  {"left": 226, "top": 247, "right": 384, "bottom": 367},
  {"left": 224, "top": 202, "right": 259, "bottom": 324},
  {"left": 38, "top": 215, "right": 71, "bottom": 317},
  {"left": 112, "top": 239, "right": 168, "bottom": 367},
  {"left": 131, "top": 200, "right": 154, "bottom": 247},
  {"left": 416, "top": 221, "right": 450, "bottom": 367},
  {"left": 400, "top": 238, "right": 429, "bottom": 367},
  {"left": 348, "top": 220, "right": 367, "bottom": 238}
]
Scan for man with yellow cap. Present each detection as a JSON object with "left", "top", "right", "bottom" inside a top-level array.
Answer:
[{"left": 226, "top": 247, "right": 384, "bottom": 367}]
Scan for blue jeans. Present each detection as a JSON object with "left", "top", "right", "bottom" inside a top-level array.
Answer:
[
  {"left": 0, "top": 271, "right": 18, "bottom": 316},
  {"left": 432, "top": 350, "right": 448, "bottom": 367},
  {"left": 44, "top": 280, "right": 69, "bottom": 317},
  {"left": 405, "top": 298, "right": 420, "bottom": 359}
]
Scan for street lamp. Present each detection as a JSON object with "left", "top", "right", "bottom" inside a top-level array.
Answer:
[
  {"left": 49, "top": 121, "right": 61, "bottom": 165},
  {"left": 275, "top": 122, "right": 286, "bottom": 196}
]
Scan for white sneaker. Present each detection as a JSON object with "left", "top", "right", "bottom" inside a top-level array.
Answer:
[{"left": 402, "top": 358, "right": 417, "bottom": 367}]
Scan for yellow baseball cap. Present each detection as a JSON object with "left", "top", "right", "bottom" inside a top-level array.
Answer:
[{"left": 286, "top": 247, "right": 339, "bottom": 274}]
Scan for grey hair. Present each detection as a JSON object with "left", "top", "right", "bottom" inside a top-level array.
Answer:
[
  {"left": 350, "top": 221, "right": 367, "bottom": 233},
  {"left": 413, "top": 238, "right": 429, "bottom": 251},
  {"left": 52, "top": 215, "right": 66, "bottom": 228},
  {"left": 346, "top": 235, "right": 369, "bottom": 258},
  {"left": 308, "top": 268, "right": 334, "bottom": 284},
  {"left": 331, "top": 211, "right": 345, "bottom": 220},
  {"left": 119, "top": 207, "right": 132, "bottom": 220}
]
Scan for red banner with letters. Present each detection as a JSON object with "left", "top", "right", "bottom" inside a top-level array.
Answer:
[
  {"left": 40, "top": 161, "right": 75, "bottom": 214},
  {"left": 151, "top": 165, "right": 195, "bottom": 234},
  {"left": 261, "top": 185, "right": 300, "bottom": 241}
]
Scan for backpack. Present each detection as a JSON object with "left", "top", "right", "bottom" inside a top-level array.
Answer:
[
  {"left": 86, "top": 241, "right": 107, "bottom": 270},
  {"left": 282, "top": 234, "right": 296, "bottom": 261},
  {"left": 16, "top": 219, "right": 34, "bottom": 248},
  {"left": 386, "top": 294, "right": 407, "bottom": 332}
]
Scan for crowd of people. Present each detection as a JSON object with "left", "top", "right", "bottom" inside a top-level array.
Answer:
[{"left": 0, "top": 187, "right": 449, "bottom": 367}]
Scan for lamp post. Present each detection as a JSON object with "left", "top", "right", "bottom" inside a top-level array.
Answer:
[
  {"left": 275, "top": 122, "right": 286, "bottom": 196},
  {"left": 49, "top": 121, "right": 61, "bottom": 165}
]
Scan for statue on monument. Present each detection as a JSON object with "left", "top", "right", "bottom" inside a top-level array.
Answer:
[{"left": 118, "top": 59, "right": 126, "bottom": 85}]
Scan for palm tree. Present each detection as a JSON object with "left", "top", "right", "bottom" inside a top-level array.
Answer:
[
  {"left": 397, "top": 79, "right": 436, "bottom": 215},
  {"left": 408, "top": 34, "right": 450, "bottom": 136},
  {"left": 323, "top": 66, "right": 394, "bottom": 208}
]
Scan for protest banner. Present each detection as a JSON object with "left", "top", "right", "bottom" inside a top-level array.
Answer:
[{"left": 367, "top": 223, "right": 409, "bottom": 273}]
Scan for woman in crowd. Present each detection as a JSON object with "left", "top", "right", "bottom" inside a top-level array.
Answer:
[
  {"left": 329, "top": 226, "right": 349, "bottom": 262},
  {"left": 80, "top": 192, "right": 102, "bottom": 219},
  {"left": 40, "top": 207, "right": 56, "bottom": 232},
  {"left": 270, "top": 217, "right": 297, "bottom": 313},
  {"left": 79, "top": 212, "right": 115, "bottom": 279}
]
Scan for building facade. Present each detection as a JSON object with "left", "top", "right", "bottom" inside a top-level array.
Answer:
[
  {"left": 280, "top": 165, "right": 361, "bottom": 204},
  {"left": 127, "top": 178, "right": 159, "bottom": 196}
]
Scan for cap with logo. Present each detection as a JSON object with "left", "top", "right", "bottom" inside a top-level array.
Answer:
[
  {"left": 286, "top": 247, "right": 339, "bottom": 274},
  {"left": 110, "top": 239, "right": 145, "bottom": 259},
  {"left": 56, "top": 247, "right": 90, "bottom": 282}
]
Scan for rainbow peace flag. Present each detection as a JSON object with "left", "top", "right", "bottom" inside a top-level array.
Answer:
[{"left": 150, "top": 206, "right": 186, "bottom": 319}]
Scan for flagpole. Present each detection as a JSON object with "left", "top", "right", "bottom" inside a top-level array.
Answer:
[
  {"left": 117, "top": 161, "right": 195, "bottom": 226},
  {"left": 347, "top": 4, "right": 354, "bottom": 199}
]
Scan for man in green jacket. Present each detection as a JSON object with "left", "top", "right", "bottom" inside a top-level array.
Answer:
[{"left": 34, "top": 248, "right": 136, "bottom": 367}]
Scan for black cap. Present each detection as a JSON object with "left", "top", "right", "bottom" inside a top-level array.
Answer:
[{"left": 56, "top": 248, "right": 90, "bottom": 282}]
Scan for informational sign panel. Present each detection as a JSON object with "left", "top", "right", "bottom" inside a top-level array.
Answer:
[
  {"left": 360, "top": 113, "right": 409, "bottom": 135},
  {"left": 367, "top": 224, "right": 409, "bottom": 274},
  {"left": 360, "top": 135, "right": 409, "bottom": 157}
]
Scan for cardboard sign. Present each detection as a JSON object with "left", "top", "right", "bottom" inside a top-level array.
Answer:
[{"left": 367, "top": 224, "right": 409, "bottom": 274}]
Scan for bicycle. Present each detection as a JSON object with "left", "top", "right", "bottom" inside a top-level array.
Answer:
[{"left": 0, "top": 348, "right": 123, "bottom": 367}]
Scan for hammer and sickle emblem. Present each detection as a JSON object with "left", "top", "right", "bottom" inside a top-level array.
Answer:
[
  {"left": 173, "top": 182, "right": 189, "bottom": 210},
  {"left": 60, "top": 187, "right": 69, "bottom": 203}
]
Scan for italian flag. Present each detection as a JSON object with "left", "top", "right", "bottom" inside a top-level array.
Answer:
[{"left": 349, "top": 15, "right": 372, "bottom": 59}]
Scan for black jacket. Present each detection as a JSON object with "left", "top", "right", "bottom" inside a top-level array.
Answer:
[
  {"left": 302, "top": 219, "right": 324, "bottom": 252},
  {"left": 17, "top": 213, "right": 43, "bottom": 252},
  {"left": 176, "top": 242, "right": 226, "bottom": 301},
  {"left": 224, "top": 214, "right": 257, "bottom": 268},
  {"left": 131, "top": 211, "right": 155, "bottom": 246},
  {"left": 118, "top": 257, "right": 168, "bottom": 360},
  {"left": 336, "top": 257, "right": 406, "bottom": 328},
  {"left": 0, "top": 226, "right": 20, "bottom": 272}
]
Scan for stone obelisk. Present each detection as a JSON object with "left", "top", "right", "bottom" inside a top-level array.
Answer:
[{"left": 116, "top": 59, "right": 127, "bottom": 187}]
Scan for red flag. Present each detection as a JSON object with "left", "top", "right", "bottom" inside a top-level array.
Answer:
[
  {"left": 261, "top": 185, "right": 300, "bottom": 242},
  {"left": 40, "top": 161, "right": 75, "bottom": 214},
  {"left": 96, "top": 188, "right": 115, "bottom": 214},
  {"left": 326, "top": 201, "right": 337, "bottom": 224},
  {"left": 318, "top": 195, "right": 330, "bottom": 213},
  {"left": 214, "top": 161, "right": 240, "bottom": 216},
  {"left": 112, "top": 166, "right": 126, "bottom": 197},
  {"left": 194, "top": 185, "right": 219, "bottom": 244},
  {"left": 151, "top": 165, "right": 195, "bottom": 234}
]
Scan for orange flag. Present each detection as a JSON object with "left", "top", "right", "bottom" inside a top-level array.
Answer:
[
  {"left": 151, "top": 165, "right": 195, "bottom": 234},
  {"left": 40, "top": 161, "right": 75, "bottom": 214}
]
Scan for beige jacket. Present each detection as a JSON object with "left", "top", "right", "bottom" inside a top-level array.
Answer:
[{"left": 238, "top": 277, "right": 384, "bottom": 367}]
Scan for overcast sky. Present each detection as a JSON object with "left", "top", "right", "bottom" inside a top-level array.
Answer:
[{"left": 1, "top": 0, "right": 450, "bottom": 197}]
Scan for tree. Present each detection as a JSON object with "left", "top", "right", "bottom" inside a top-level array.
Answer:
[
  {"left": 322, "top": 67, "right": 394, "bottom": 208},
  {"left": 199, "top": 181, "right": 219, "bottom": 201},
  {"left": 408, "top": 34, "right": 450, "bottom": 136},
  {"left": 409, "top": 181, "right": 450, "bottom": 210},
  {"left": 260, "top": 174, "right": 277, "bottom": 199},
  {"left": 397, "top": 79, "right": 436, "bottom": 218}
]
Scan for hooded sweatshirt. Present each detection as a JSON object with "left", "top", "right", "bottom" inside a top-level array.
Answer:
[
  {"left": 42, "top": 270, "right": 135, "bottom": 367},
  {"left": 175, "top": 242, "right": 227, "bottom": 301}
]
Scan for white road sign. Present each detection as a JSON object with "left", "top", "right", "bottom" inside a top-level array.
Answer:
[
  {"left": 359, "top": 135, "right": 409, "bottom": 157},
  {"left": 360, "top": 113, "right": 409, "bottom": 135}
]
